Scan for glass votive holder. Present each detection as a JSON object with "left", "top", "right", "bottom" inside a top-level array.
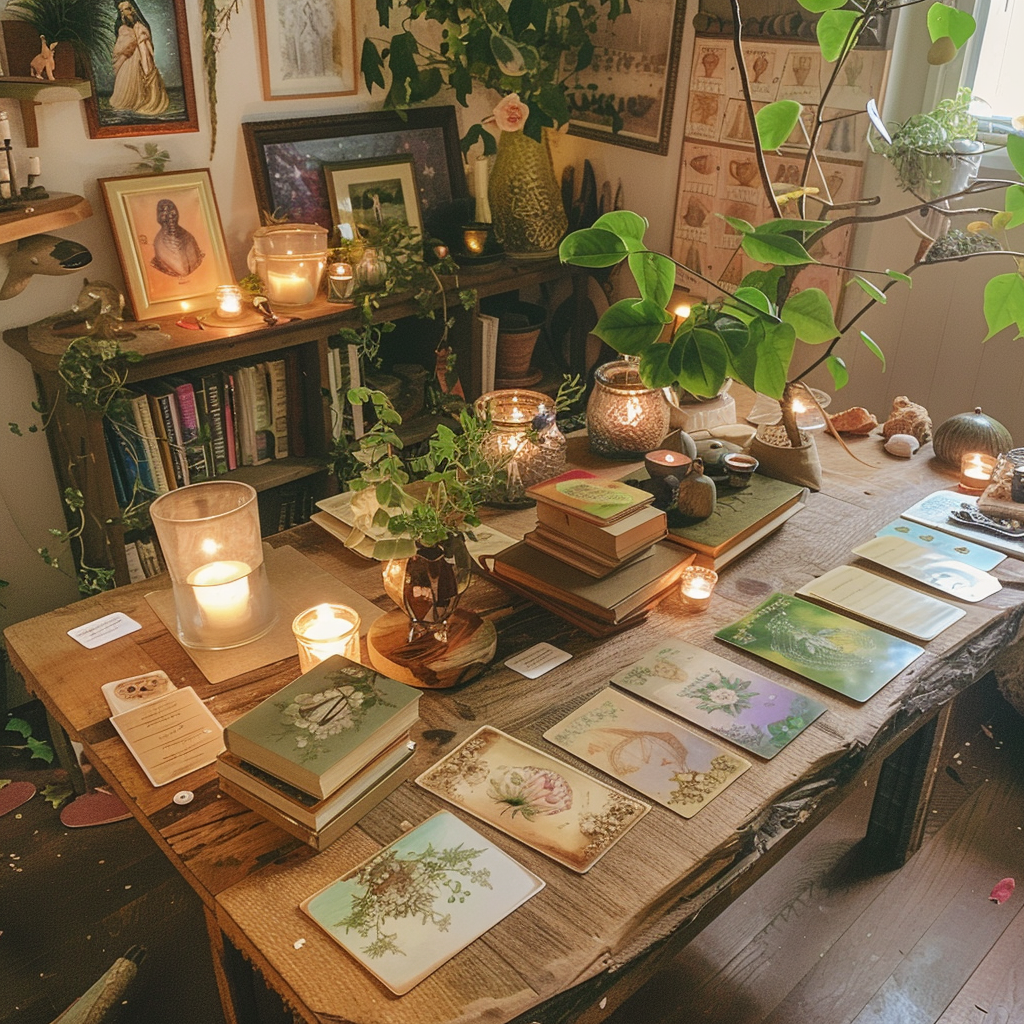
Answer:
[
  {"left": 292, "top": 603, "right": 361, "bottom": 673},
  {"left": 679, "top": 566, "right": 718, "bottom": 613},
  {"left": 462, "top": 222, "right": 493, "bottom": 255},
  {"left": 959, "top": 451, "right": 997, "bottom": 494},
  {"left": 587, "top": 360, "right": 671, "bottom": 459},
  {"left": 327, "top": 262, "right": 354, "bottom": 303},
  {"left": 149, "top": 481, "right": 277, "bottom": 650},
  {"left": 215, "top": 284, "right": 244, "bottom": 319}
]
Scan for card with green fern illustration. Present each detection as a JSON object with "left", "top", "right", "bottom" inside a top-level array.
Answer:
[
  {"left": 610, "top": 639, "right": 827, "bottom": 758},
  {"left": 545, "top": 688, "right": 750, "bottom": 817},
  {"left": 301, "top": 811, "right": 544, "bottom": 994},
  {"left": 715, "top": 593, "right": 923, "bottom": 702},
  {"left": 416, "top": 726, "right": 649, "bottom": 873}
]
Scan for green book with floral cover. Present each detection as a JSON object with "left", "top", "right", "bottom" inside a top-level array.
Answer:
[
  {"left": 525, "top": 470, "right": 654, "bottom": 525},
  {"left": 224, "top": 656, "right": 420, "bottom": 798}
]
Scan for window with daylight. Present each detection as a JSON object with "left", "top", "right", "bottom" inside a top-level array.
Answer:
[{"left": 960, "top": 0, "right": 1024, "bottom": 128}]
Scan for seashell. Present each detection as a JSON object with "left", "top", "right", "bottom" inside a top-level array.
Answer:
[
  {"left": 884, "top": 433, "right": 920, "bottom": 458},
  {"left": 882, "top": 396, "right": 932, "bottom": 443},
  {"left": 829, "top": 406, "right": 878, "bottom": 435}
]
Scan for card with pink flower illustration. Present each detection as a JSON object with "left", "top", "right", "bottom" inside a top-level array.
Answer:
[
  {"left": 545, "top": 689, "right": 750, "bottom": 818},
  {"left": 416, "top": 726, "right": 649, "bottom": 873},
  {"left": 610, "top": 639, "right": 827, "bottom": 759}
]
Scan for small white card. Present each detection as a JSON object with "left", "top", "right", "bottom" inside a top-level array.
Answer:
[
  {"left": 68, "top": 612, "right": 141, "bottom": 649},
  {"left": 505, "top": 642, "right": 571, "bottom": 679},
  {"left": 852, "top": 535, "right": 1002, "bottom": 603}
]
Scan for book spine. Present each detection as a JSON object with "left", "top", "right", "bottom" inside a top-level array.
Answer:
[
  {"left": 252, "top": 364, "right": 274, "bottom": 464},
  {"left": 174, "top": 381, "right": 211, "bottom": 483},
  {"left": 222, "top": 372, "right": 238, "bottom": 471},
  {"left": 103, "top": 421, "right": 130, "bottom": 508},
  {"left": 346, "top": 345, "right": 364, "bottom": 438},
  {"left": 146, "top": 393, "right": 180, "bottom": 490},
  {"left": 130, "top": 393, "right": 169, "bottom": 494},
  {"left": 135, "top": 535, "right": 163, "bottom": 577},
  {"left": 283, "top": 348, "right": 306, "bottom": 458},
  {"left": 198, "top": 373, "right": 229, "bottom": 476},
  {"left": 123, "top": 541, "right": 146, "bottom": 583},
  {"left": 266, "top": 358, "right": 290, "bottom": 459},
  {"left": 326, "top": 346, "right": 342, "bottom": 442}
]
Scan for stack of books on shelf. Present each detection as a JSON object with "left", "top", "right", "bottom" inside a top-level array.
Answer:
[
  {"left": 487, "top": 470, "right": 693, "bottom": 635},
  {"left": 218, "top": 656, "right": 421, "bottom": 851}
]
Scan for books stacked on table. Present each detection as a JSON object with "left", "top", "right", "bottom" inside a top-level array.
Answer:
[
  {"left": 487, "top": 471, "right": 693, "bottom": 635},
  {"left": 217, "top": 655, "right": 420, "bottom": 851}
]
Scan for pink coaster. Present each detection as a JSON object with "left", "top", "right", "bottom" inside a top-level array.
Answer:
[
  {"left": 59, "top": 789, "right": 133, "bottom": 827},
  {"left": 0, "top": 781, "right": 36, "bottom": 817}
]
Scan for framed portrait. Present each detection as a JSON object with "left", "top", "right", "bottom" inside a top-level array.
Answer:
[
  {"left": 242, "top": 107, "right": 469, "bottom": 245},
  {"left": 323, "top": 156, "right": 423, "bottom": 242},
  {"left": 254, "top": 0, "right": 357, "bottom": 100},
  {"left": 566, "top": 0, "right": 687, "bottom": 154},
  {"left": 83, "top": 0, "right": 199, "bottom": 139},
  {"left": 98, "top": 169, "right": 233, "bottom": 320}
]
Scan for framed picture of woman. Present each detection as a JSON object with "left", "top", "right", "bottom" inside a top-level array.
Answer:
[
  {"left": 99, "top": 169, "right": 233, "bottom": 320},
  {"left": 84, "top": 0, "right": 199, "bottom": 139}
]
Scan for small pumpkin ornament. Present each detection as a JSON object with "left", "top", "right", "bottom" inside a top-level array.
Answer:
[{"left": 932, "top": 407, "right": 1013, "bottom": 467}]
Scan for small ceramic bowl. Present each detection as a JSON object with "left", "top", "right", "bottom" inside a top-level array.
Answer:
[{"left": 723, "top": 452, "right": 758, "bottom": 488}]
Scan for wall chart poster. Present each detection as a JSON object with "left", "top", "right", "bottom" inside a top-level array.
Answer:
[{"left": 674, "top": 36, "right": 889, "bottom": 309}]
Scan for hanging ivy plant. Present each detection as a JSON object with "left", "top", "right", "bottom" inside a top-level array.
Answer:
[{"left": 201, "top": 0, "right": 241, "bottom": 159}]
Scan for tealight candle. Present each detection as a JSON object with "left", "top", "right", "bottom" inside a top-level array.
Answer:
[
  {"left": 959, "top": 452, "right": 997, "bottom": 494},
  {"left": 215, "top": 284, "right": 243, "bottom": 319},
  {"left": 463, "top": 224, "right": 490, "bottom": 255},
  {"left": 679, "top": 566, "right": 718, "bottom": 612},
  {"left": 327, "top": 261, "right": 354, "bottom": 303},
  {"left": 644, "top": 449, "right": 692, "bottom": 479},
  {"left": 292, "top": 603, "right": 361, "bottom": 673}
]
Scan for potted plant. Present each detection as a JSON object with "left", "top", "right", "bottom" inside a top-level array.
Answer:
[
  {"left": 361, "top": 0, "right": 628, "bottom": 257},
  {"left": 559, "top": 0, "right": 1024, "bottom": 487},
  {"left": 870, "top": 87, "right": 988, "bottom": 201},
  {"left": 2, "top": 0, "right": 111, "bottom": 78}
]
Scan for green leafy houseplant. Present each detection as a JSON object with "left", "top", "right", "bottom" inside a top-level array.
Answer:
[
  {"left": 361, "top": 0, "right": 629, "bottom": 151},
  {"left": 560, "top": 0, "right": 1024, "bottom": 447},
  {"left": 3, "top": 0, "right": 113, "bottom": 55}
]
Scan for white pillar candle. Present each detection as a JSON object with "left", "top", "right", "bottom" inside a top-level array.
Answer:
[
  {"left": 266, "top": 270, "right": 316, "bottom": 306},
  {"left": 187, "top": 560, "right": 252, "bottom": 630},
  {"left": 27, "top": 156, "right": 40, "bottom": 176}
]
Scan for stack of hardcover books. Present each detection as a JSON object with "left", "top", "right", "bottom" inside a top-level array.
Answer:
[
  {"left": 217, "top": 656, "right": 420, "bottom": 851},
  {"left": 488, "top": 470, "right": 693, "bottom": 635}
]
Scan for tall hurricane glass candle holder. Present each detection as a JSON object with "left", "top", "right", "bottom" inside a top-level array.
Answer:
[{"left": 149, "top": 481, "right": 277, "bottom": 650}]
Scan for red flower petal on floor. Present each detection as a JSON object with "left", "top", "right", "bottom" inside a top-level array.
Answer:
[{"left": 989, "top": 877, "right": 1015, "bottom": 904}]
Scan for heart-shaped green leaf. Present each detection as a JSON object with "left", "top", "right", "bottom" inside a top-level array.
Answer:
[
  {"left": 559, "top": 228, "right": 629, "bottom": 268},
  {"left": 628, "top": 250, "right": 676, "bottom": 308},
  {"left": 826, "top": 355, "right": 849, "bottom": 390},
  {"left": 593, "top": 298, "right": 670, "bottom": 353},
  {"left": 817, "top": 9, "right": 862, "bottom": 62},
  {"left": 1005, "top": 185, "right": 1024, "bottom": 230},
  {"left": 1008, "top": 134, "right": 1024, "bottom": 180},
  {"left": 592, "top": 210, "right": 649, "bottom": 250},
  {"left": 640, "top": 342, "right": 678, "bottom": 388},
  {"left": 741, "top": 230, "right": 816, "bottom": 266},
  {"left": 677, "top": 327, "right": 729, "bottom": 398},
  {"left": 983, "top": 272, "right": 1024, "bottom": 341},
  {"left": 860, "top": 330, "right": 885, "bottom": 369},
  {"left": 753, "top": 321, "right": 796, "bottom": 400},
  {"left": 781, "top": 288, "right": 839, "bottom": 343},
  {"left": 725, "top": 286, "right": 774, "bottom": 323},
  {"left": 927, "top": 3, "right": 976, "bottom": 48},
  {"left": 756, "top": 100, "right": 803, "bottom": 151},
  {"left": 798, "top": 0, "right": 847, "bottom": 11}
]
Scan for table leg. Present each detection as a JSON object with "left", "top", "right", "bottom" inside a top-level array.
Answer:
[{"left": 864, "top": 703, "right": 952, "bottom": 869}]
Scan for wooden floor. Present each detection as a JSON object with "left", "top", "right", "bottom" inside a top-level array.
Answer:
[{"left": 2, "top": 682, "right": 1021, "bottom": 1024}]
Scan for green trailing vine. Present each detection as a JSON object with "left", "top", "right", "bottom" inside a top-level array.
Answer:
[{"left": 201, "top": 0, "right": 241, "bottom": 161}]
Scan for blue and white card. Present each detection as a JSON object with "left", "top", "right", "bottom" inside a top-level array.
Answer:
[{"left": 876, "top": 518, "right": 1005, "bottom": 571}]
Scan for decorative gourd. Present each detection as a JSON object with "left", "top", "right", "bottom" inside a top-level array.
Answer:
[{"left": 932, "top": 407, "right": 1013, "bottom": 467}]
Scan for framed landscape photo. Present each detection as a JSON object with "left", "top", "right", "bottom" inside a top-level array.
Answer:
[
  {"left": 84, "top": 0, "right": 199, "bottom": 139},
  {"left": 567, "top": 0, "right": 687, "bottom": 154},
  {"left": 254, "top": 0, "right": 357, "bottom": 100},
  {"left": 324, "top": 156, "right": 423, "bottom": 242},
  {"left": 99, "top": 168, "right": 233, "bottom": 320},
  {"left": 242, "top": 107, "right": 469, "bottom": 244}
]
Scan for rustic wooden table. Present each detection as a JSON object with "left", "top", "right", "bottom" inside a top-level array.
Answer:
[{"left": 7, "top": 427, "right": 1024, "bottom": 1024}]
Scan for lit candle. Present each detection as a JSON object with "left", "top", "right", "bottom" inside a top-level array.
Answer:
[
  {"left": 27, "top": 156, "right": 40, "bottom": 176},
  {"left": 644, "top": 448, "right": 693, "bottom": 479},
  {"left": 215, "top": 284, "right": 243, "bottom": 319},
  {"left": 672, "top": 302, "right": 692, "bottom": 331},
  {"left": 679, "top": 566, "right": 718, "bottom": 612},
  {"left": 327, "top": 261, "right": 354, "bottom": 303},
  {"left": 790, "top": 393, "right": 827, "bottom": 431},
  {"left": 187, "top": 560, "right": 252, "bottom": 630},
  {"left": 463, "top": 225, "right": 490, "bottom": 255},
  {"left": 266, "top": 270, "right": 316, "bottom": 306},
  {"left": 959, "top": 452, "right": 997, "bottom": 494},
  {"left": 292, "top": 603, "right": 361, "bottom": 673}
]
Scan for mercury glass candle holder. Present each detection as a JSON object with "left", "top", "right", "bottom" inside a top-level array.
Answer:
[
  {"left": 475, "top": 389, "right": 566, "bottom": 504},
  {"left": 586, "top": 360, "right": 671, "bottom": 459},
  {"left": 149, "top": 481, "right": 277, "bottom": 650},
  {"left": 292, "top": 603, "right": 361, "bottom": 673},
  {"left": 326, "top": 262, "right": 354, "bottom": 303},
  {"left": 678, "top": 566, "right": 718, "bottom": 613}
]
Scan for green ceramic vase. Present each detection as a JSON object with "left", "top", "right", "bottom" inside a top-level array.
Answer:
[{"left": 488, "top": 130, "right": 568, "bottom": 259}]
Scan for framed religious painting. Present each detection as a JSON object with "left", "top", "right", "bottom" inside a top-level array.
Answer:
[
  {"left": 98, "top": 169, "right": 233, "bottom": 320},
  {"left": 323, "top": 156, "right": 423, "bottom": 242},
  {"left": 567, "top": 0, "right": 688, "bottom": 154},
  {"left": 254, "top": 0, "right": 357, "bottom": 99},
  {"left": 83, "top": 0, "right": 199, "bottom": 139},
  {"left": 242, "top": 107, "right": 470, "bottom": 245}
]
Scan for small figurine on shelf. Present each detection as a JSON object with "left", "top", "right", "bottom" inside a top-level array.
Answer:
[{"left": 29, "top": 36, "right": 58, "bottom": 80}]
